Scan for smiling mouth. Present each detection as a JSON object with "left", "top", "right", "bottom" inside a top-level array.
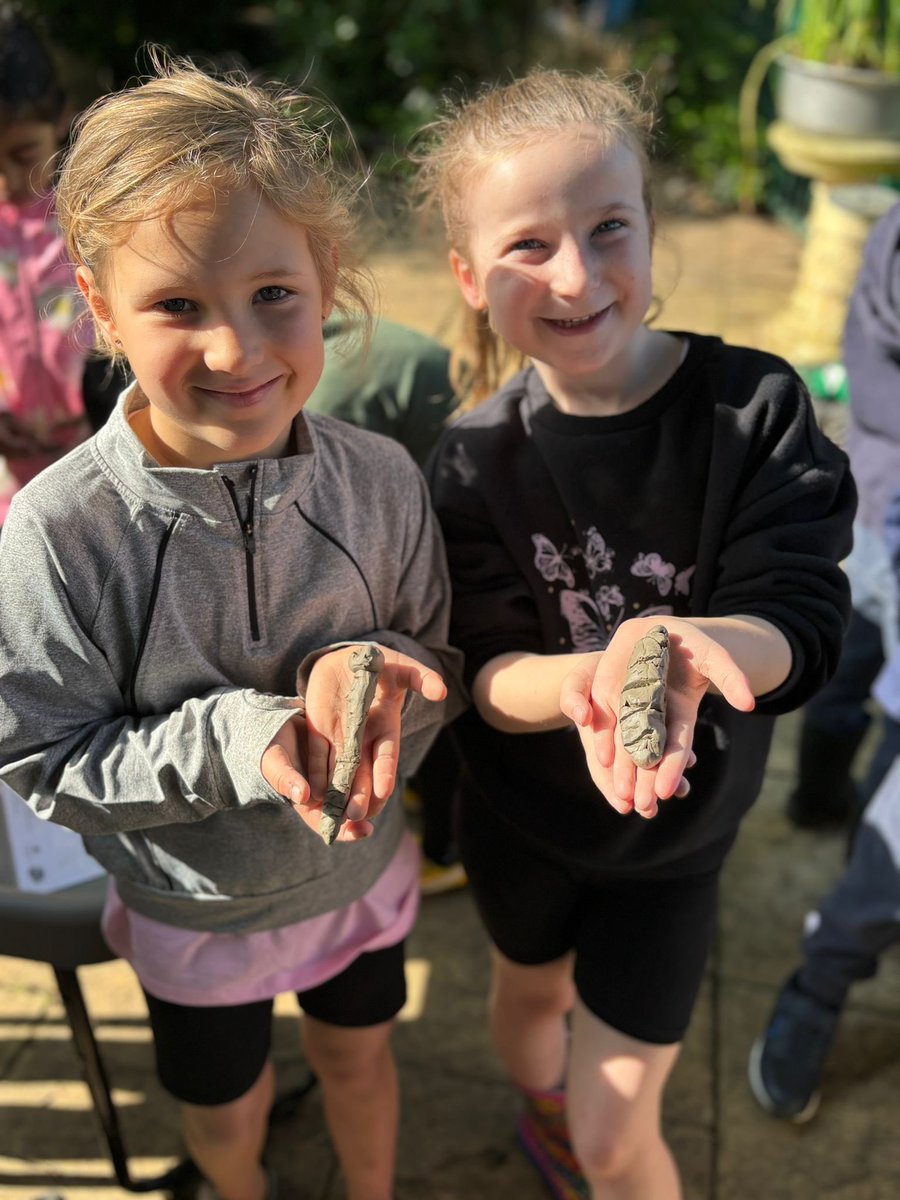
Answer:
[
  {"left": 546, "top": 310, "right": 605, "bottom": 329},
  {"left": 199, "top": 378, "right": 280, "bottom": 403}
]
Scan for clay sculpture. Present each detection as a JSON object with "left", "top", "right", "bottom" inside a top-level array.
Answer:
[
  {"left": 619, "top": 624, "right": 669, "bottom": 769},
  {"left": 318, "top": 643, "right": 385, "bottom": 845}
]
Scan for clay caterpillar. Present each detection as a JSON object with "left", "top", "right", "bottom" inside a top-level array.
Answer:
[{"left": 619, "top": 624, "right": 669, "bottom": 769}]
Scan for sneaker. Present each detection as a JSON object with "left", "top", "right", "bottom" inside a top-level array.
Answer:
[
  {"left": 748, "top": 974, "right": 841, "bottom": 1122},
  {"left": 787, "top": 782, "right": 856, "bottom": 829},
  {"left": 419, "top": 856, "right": 468, "bottom": 896},
  {"left": 516, "top": 1089, "right": 588, "bottom": 1200}
]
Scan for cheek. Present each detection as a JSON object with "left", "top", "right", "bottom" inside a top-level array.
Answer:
[
  {"left": 617, "top": 246, "right": 653, "bottom": 304},
  {"left": 269, "top": 305, "right": 323, "bottom": 349},
  {"left": 484, "top": 270, "right": 540, "bottom": 320},
  {"left": 133, "top": 332, "right": 188, "bottom": 390}
]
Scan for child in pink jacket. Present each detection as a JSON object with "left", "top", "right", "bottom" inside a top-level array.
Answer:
[{"left": 0, "top": 14, "right": 91, "bottom": 523}]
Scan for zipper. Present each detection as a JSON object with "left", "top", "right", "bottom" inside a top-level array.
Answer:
[
  {"left": 128, "top": 517, "right": 178, "bottom": 714},
  {"left": 222, "top": 465, "right": 260, "bottom": 641}
]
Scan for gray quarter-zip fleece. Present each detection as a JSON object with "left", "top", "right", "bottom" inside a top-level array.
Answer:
[{"left": 0, "top": 385, "right": 461, "bottom": 933}]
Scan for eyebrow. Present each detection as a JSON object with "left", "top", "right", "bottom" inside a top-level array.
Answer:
[
  {"left": 134, "top": 266, "right": 311, "bottom": 295},
  {"left": 246, "top": 268, "right": 312, "bottom": 282},
  {"left": 501, "top": 199, "right": 640, "bottom": 229}
]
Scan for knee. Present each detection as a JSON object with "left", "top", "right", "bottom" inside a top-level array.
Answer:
[
  {"left": 304, "top": 1020, "right": 393, "bottom": 1087},
  {"left": 569, "top": 1101, "right": 650, "bottom": 1182},
  {"left": 492, "top": 968, "right": 575, "bottom": 1023}
]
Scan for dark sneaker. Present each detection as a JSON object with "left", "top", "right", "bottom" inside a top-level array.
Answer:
[
  {"left": 748, "top": 975, "right": 841, "bottom": 1122},
  {"left": 786, "top": 780, "right": 857, "bottom": 829}
]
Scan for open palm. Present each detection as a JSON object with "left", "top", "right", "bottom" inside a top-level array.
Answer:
[{"left": 561, "top": 617, "right": 754, "bottom": 818}]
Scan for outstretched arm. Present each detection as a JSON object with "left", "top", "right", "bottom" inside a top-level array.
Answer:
[{"left": 470, "top": 615, "right": 785, "bottom": 818}]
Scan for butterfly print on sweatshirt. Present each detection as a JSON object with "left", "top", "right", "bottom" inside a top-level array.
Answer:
[{"left": 531, "top": 529, "right": 695, "bottom": 651}]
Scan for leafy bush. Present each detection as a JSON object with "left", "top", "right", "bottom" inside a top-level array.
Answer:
[
  {"left": 621, "top": 0, "right": 779, "bottom": 208},
  {"left": 26, "top": 0, "right": 785, "bottom": 211},
  {"left": 776, "top": 0, "right": 899, "bottom": 71},
  {"left": 270, "top": 0, "right": 543, "bottom": 166}
]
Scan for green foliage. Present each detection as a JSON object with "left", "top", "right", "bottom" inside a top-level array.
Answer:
[
  {"left": 27, "top": 0, "right": 544, "bottom": 176},
  {"left": 622, "top": 1, "right": 779, "bottom": 208},
  {"left": 776, "top": 0, "right": 899, "bottom": 71},
  {"left": 20, "top": 0, "right": 791, "bottom": 211},
  {"left": 268, "top": 0, "right": 542, "bottom": 168},
  {"left": 17, "top": 0, "right": 277, "bottom": 101}
]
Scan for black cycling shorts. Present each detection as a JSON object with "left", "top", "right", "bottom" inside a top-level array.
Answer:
[
  {"left": 142, "top": 939, "right": 406, "bottom": 1105},
  {"left": 458, "top": 794, "right": 720, "bottom": 1045}
]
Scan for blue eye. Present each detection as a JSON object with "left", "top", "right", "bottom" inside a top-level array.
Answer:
[
  {"left": 158, "top": 298, "right": 192, "bottom": 314},
  {"left": 594, "top": 219, "right": 625, "bottom": 234},
  {"left": 256, "top": 286, "right": 289, "bottom": 302},
  {"left": 511, "top": 238, "right": 544, "bottom": 252}
]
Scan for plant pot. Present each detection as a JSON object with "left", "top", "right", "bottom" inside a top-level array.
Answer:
[{"left": 776, "top": 53, "right": 900, "bottom": 139}]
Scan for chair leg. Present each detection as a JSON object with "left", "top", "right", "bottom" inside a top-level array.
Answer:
[
  {"left": 53, "top": 966, "right": 316, "bottom": 1192},
  {"left": 52, "top": 966, "right": 195, "bottom": 1194}
]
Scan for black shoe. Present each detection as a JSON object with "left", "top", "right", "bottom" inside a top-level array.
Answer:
[
  {"left": 786, "top": 724, "right": 865, "bottom": 829},
  {"left": 787, "top": 780, "right": 857, "bottom": 829},
  {"left": 748, "top": 974, "right": 841, "bottom": 1122}
]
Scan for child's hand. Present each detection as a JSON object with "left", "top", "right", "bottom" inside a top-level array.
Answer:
[
  {"left": 260, "top": 711, "right": 351, "bottom": 836},
  {"left": 560, "top": 618, "right": 755, "bottom": 818},
  {"left": 303, "top": 645, "right": 447, "bottom": 838}
]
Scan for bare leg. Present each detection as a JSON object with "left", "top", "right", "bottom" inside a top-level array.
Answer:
[
  {"left": 489, "top": 948, "right": 576, "bottom": 1089},
  {"left": 568, "top": 999, "right": 682, "bottom": 1200},
  {"left": 182, "top": 1057, "right": 274, "bottom": 1200},
  {"left": 303, "top": 1015, "right": 398, "bottom": 1200}
]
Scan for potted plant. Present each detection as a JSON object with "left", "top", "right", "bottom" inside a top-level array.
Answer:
[{"left": 773, "top": 0, "right": 900, "bottom": 138}]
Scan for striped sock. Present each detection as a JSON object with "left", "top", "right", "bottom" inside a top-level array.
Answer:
[{"left": 516, "top": 1085, "right": 589, "bottom": 1200}]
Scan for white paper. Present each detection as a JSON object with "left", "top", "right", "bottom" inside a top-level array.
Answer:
[{"left": 0, "top": 780, "right": 105, "bottom": 892}]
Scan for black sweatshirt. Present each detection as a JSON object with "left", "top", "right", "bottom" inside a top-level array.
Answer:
[{"left": 429, "top": 335, "right": 857, "bottom": 878}]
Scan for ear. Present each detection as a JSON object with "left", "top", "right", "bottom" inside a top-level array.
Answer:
[
  {"left": 449, "top": 249, "right": 487, "bottom": 312},
  {"left": 76, "top": 265, "right": 118, "bottom": 347}
]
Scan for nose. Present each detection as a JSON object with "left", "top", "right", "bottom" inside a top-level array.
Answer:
[
  {"left": 203, "top": 317, "right": 263, "bottom": 375},
  {"left": 552, "top": 239, "right": 593, "bottom": 299}
]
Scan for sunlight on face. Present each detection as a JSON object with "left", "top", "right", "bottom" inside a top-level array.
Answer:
[
  {"left": 451, "top": 129, "right": 654, "bottom": 407},
  {"left": 80, "top": 188, "right": 332, "bottom": 468}
]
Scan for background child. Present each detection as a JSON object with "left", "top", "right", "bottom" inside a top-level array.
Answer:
[
  {"left": 749, "top": 199, "right": 900, "bottom": 1124},
  {"left": 0, "top": 56, "right": 459, "bottom": 1200},
  {"left": 0, "top": 12, "right": 95, "bottom": 523},
  {"left": 418, "top": 71, "right": 855, "bottom": 1199},
  {"left": 783, "top": 198, "right": 900, "bottom": 830}
]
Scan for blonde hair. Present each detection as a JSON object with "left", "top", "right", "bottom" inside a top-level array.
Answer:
[
  {"left": 56, "top": 51, "right": 375, "bottom": 358},
  {"left": 413, "top": 69, "right": 656, "bottom": 405}
]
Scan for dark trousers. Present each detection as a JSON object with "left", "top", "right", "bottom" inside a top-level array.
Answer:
[
  {"left": 799, "top": 718, "right": 900, "bottom": 1007},
  {"left": 803, "top": 607, "right": 885, "bottom": 738}
]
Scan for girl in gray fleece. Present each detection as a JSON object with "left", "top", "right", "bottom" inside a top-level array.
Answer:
[{"left": 0, "top": 56, "right": 460, "bottom": 1200}]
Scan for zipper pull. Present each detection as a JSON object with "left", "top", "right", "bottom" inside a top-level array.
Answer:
[{"left": 244, "top": 464, "right": 257, "bottom": 553}]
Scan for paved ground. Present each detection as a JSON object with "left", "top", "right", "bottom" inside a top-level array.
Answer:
[{"left": 2, "top": 212, "right": 899, "bottom": 1200}]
